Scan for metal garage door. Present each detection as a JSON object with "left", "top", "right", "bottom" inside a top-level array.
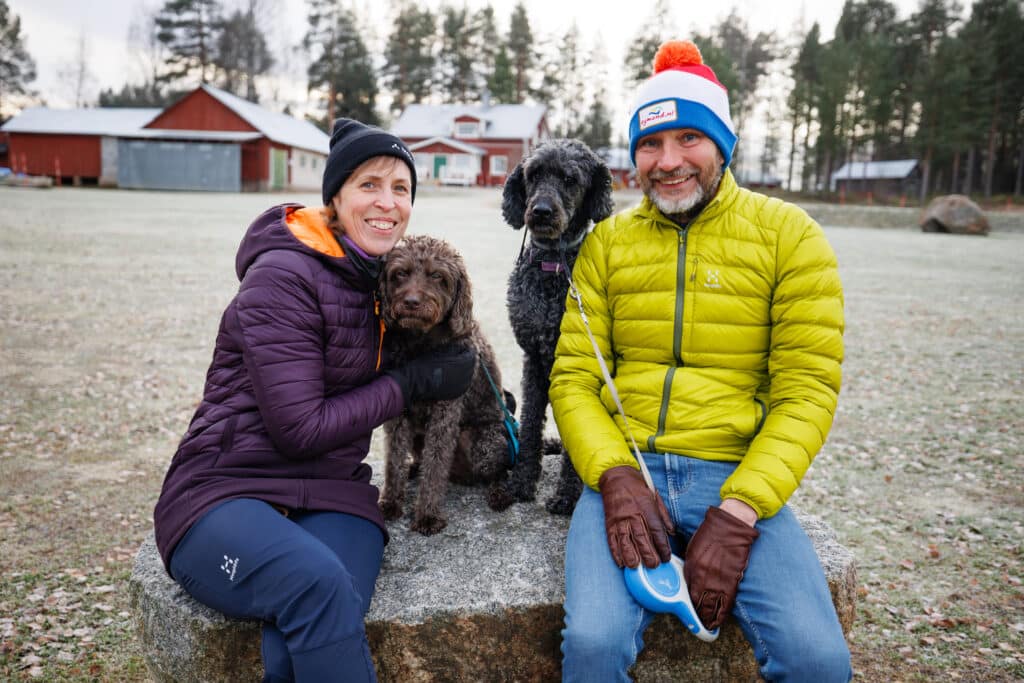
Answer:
[{"left": 118, "top": 140, "right": 240, "bottom": 192}]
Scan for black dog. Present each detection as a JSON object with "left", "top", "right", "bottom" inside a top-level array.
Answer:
[{"left": 487, "top": 139, "right": 614, "bottom": 515}]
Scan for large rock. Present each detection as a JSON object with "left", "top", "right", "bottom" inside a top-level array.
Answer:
[
  {"left": 920, "top": 194, "right": 990, "bottom": 235},
  {"left": 129, "top": 459, "right": 856, "bottom": 682}
]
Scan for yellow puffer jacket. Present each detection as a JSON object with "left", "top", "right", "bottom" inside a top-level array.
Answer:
[{"left": 549, "top": 170, "right": 844, "bottom": 519}]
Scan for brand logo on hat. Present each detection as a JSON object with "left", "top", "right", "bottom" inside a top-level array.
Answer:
[
  {"left": 392, "top": 142, "right": 413, "bottom": 160},
  {"left": 639, "top": 100, "right": 678, "bottom": 131}
]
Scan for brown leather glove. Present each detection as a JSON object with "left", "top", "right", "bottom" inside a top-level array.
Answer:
[
  {"left": 599, "top": 466, "right": 674, "bottom": 569},
  {"left": 683, "top": 505, "right": 760, "bottom": 630}
]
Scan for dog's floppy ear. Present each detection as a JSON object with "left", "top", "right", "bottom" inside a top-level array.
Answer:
[
  {"left": 501, "top": 159, "right": 528, "bottom": 230},
  {"left": 582, "top": 156, "right": 615, "bottom": 224},
  {"left": 446, "top": 258, "right": 475, "bottom": 338}
]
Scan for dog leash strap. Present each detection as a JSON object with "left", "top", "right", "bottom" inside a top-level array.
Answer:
[
  {"left": 481, "top": 363, "right": 514, "bottom": 423},
  {"left": 564, "top": 271, "right": 656, "bottom": 493},
  {"left": 480, "top": 363, "right": 521, "bottom": 465}
]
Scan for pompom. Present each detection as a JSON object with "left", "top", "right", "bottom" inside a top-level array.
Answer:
[{"left": 652, "top": 40, "right": 704, "bottom": 74}]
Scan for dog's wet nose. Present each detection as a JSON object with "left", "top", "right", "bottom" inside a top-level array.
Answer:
[
  {"left": 401, "top": 294, "right": 421, "bottom": 310},
  {"left": 531, "top": 201, "right": 554, "bottom": 220}
]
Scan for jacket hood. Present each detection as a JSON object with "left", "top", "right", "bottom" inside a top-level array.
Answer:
[{"left": 235, "top": 204, "right": 376, "bottom": 288}]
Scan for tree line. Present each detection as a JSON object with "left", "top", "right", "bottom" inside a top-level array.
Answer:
[
  {"left": 1, "top": 0, "right": 1022, "bottom": 198},
  {"left": 788, "top": 0, "right": 1024, "bottom": 198}
]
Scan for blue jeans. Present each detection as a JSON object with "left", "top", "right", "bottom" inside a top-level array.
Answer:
[
  {"left": 562, "top": 454, "right": 851, "bottom": 682},
  {"left": 169, "top": 498, "right": 384, "bottom": 683}
]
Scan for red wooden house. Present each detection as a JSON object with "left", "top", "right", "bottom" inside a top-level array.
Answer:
[{"left": 391, "top": 102, "right": 549, "bottom": 187}]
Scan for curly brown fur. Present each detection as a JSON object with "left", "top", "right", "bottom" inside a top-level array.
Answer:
[
  {"left": 380, "top": 235, "right": 513, "bottom": 535},
  {"left": 488, "top": 139, "right": 615, "bottom": 515}
]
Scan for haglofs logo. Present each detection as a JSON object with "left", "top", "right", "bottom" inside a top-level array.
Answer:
[
  {"left": 221, "top": 555, "right": 239, "bottom": 582},
  {"left": 392, "top": 142, "right": 413, "bottom": 160},
  {"left": 703, "top": 269, "right": 722, "bottom": 289},
  {"left": 638, "top": 100, "right": 678, "bottom": 131}
]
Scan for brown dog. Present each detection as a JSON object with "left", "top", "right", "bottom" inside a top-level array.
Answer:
[{"left": 379, "top": 235, "right": 514, "bottom": 535}]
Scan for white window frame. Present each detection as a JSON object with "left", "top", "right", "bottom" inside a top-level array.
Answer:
[{"left": 454, "top": 122, "right": 479, "bottom": 138}]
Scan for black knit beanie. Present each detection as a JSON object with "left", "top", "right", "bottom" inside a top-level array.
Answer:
[{"left": 322, "top": 118, "right": 418, "bottom": 206}]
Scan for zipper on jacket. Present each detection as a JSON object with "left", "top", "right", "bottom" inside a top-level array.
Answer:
[
  {"left": 373, "top": 294, "right": 384, "bottom": 371},
  {"left": 673, "top": 227, "right": 688, "bottom": 366},
  {"left": 649, "top": 227, "right": 690, "bottom": 452}
]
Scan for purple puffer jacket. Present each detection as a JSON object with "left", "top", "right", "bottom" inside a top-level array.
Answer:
[{"left": 153, "top": 204, "right": 404, "bottom": 569}]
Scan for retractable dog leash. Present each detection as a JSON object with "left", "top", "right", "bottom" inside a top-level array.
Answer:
[{"left": 561, "top": 256, "right": 719, "bottom": 643}]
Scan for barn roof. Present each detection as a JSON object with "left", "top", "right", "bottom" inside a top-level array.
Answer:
[
  {"left": 198, "top": 85, "right": 329, "bottom": 154},
  {"left": 392, "top": 103, "right": 547, "bottom": 140},
  {"left": 831, "top": 160, "right": 918, "bottom": 180},
  {"left": 0, "top": 107, "right": 161, "bottom": 136},
  {"left": 128, "top": 129, "right": 263, "bottom": 142},
  {"left": 408, "top": 136, "right": 487, "bottom": 155}
]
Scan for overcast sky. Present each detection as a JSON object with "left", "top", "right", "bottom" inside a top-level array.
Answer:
[{"left": 9, "top": 0, "right": 927, "bottom": 155}]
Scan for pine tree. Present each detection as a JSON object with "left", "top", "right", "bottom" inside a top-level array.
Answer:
[
  {"left": 788, "top": 23, "right": 823, "bottom": 192},
  {"left": 507, "top": 2, "right": 533, "bottom": 103},
  {"left": 155, "top": 0, "right": 223, "bottom": 85},
  {"left": 549, "top": 23, "right": 585, "bottom": 137},
  {"left": 216, "top": 5, "right": 273, "bottom": 102},
  {"left": 958, "top": 0, "right": 1024, "bottom": 196},
  {"left": 623, "top": 0, "right": 674, "bottom": 92},
  {"left": 437, "top": 5, "right": 476, "bottom": 103},
  {"left": 471, "top": 5, "right": 500, "bottom": 99},
  {"left": 487, "top": 45, "right": 515, "bottom": 104},
  {"left": 695, "top": 11, "right": 776, "bottom": 169},
  {"left": 529, "top": 34, "right": 562, "bottom": 110},
  {"left": 304, "top": 0, "right": 378, "bottom": 127},
  {"left": 0, "top": 0, "right": 36, "bottom": 116},
  {"left": 578, "top": 90, "right": 612, "bottom": 150},
  {"left": 383, "top": 3, "right": 436, "bottom": 112},
  {"left": 908, "top": 0, "right": 965, "bottom": 199}
]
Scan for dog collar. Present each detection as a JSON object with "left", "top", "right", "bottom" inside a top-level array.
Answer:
[{"left": 540, "top": 261, "right": 565, "bottom": 273}]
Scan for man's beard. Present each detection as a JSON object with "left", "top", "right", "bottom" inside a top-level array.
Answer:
[{"left": 641, "top": 163, "right": 723, "bottom": 221}]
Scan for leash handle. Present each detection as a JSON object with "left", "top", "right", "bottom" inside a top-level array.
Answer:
[{"left": 564, "top": 271, "right": 656, "bottom": 492}]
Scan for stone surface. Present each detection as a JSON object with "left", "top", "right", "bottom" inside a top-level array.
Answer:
[
  {"left": 129, "top": 457, "right": 856, "bottom": 682},
  {"left": 919, "top": 194, "right": 990, "bottom": 235}
]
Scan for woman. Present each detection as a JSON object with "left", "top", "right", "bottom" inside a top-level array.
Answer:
[{"left": 153, "top": 118, "right": 474, "bottom": 683}]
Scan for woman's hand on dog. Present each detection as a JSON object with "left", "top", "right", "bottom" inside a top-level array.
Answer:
[{"left": 386, "top": 345, "right": 477, "bottom": 404}]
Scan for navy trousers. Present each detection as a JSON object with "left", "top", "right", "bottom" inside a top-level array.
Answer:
[{"left": 169, "top": 498, "right": 384, "bottom": 683}]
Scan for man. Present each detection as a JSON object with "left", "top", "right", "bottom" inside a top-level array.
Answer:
[{"left": 549, "top": 40, "right": 851, "bottom": 682}]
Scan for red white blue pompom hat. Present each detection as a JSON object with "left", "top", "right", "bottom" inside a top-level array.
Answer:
[{"left": 627, "top": 41, "right": 737, "bottom": 169}]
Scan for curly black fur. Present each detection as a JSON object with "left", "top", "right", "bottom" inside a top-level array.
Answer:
[
  {"left": 487, "top": 139, "right": 615, "bottom": 515},
  {"left": 380, "top": 235, "right": 512, "bottom": 535}
]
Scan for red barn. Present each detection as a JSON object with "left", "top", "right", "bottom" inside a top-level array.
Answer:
[
  {"left": 0, "top": 107, "right": 159, "bottom": 183},
  {"left": 391, "top": 102, "right": 549, "bottom": 187},
  {"left": 0, "top": 85, "right": 328, "bottom": 192}
]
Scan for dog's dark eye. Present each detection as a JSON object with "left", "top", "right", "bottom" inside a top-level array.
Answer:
[
  {"left": 429, "top": 271, "right": 443, "bottom": 281},
  {"left": 391, "top": 269, "right": 409, "bottom": 281},
  {"left": 562, "top": 173, "right": 576, "bottom": 186}
]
